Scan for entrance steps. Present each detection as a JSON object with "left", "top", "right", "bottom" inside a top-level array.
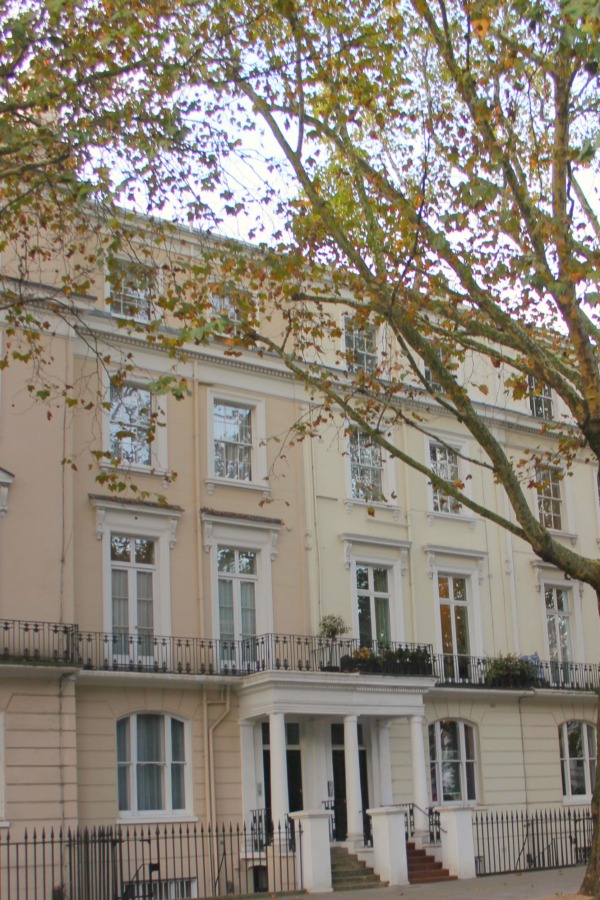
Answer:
[
  {"left": 330, "top": 846, "right": 386, "bottom": 891},
  {"left": 406, "top": 841, "right": 457, "bottom": 884}
]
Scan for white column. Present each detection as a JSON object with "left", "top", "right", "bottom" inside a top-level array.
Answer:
[
  {"left": 344, "top": 715, "right": 363, "bottom": 842},
  {"left": 378, "top": 721, "right": 393, "bottom": 806},
  {"left": 367, "top": 807, "right": 408, "bottom": 885},
  {"left": 240, "top": 721, "right": 257, "bottom": 825},
  {"left": 438, "top": 808, "right": 476, "bottom": 879},
  {"left": 270, "top": 712, "right": 289, "bottom": 829},
  {"left": 409, "top": 715, "right": 430, "bottom": 834},
  {"left": 290, "top": 810, "right": 334, "bottom": 893}
]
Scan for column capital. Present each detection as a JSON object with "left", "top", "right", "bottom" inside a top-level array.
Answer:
[
  {"left": 409, "top": 713, "right": 425, "bottom": 727},
  {"left": 344, "top": 714, "right": 358, "bottom": 725}
]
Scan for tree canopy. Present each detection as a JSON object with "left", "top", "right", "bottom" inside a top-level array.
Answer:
[{"left": 3, "top": 0, "right": 600, "bottom": 886}]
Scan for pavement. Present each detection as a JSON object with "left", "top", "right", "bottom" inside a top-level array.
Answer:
[{"left": 290, "top": 866, "right": 588, "bottom": 899}]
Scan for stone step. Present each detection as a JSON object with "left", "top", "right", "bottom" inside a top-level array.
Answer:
[{"left": 330, "top": 846, "right": 385, "bottom": 892}]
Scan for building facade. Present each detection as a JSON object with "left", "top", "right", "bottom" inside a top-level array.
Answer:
[{"left": 0, "top": 225, "right": 597, "bottom": 859}]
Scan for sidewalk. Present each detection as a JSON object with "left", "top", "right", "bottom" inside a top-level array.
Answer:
[{"left": 292, "top": 866, "right": 587, "bottom": 899}]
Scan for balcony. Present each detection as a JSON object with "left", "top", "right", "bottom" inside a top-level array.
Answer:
[{"left": 0, "top": 618, "right": 597, "bottom": 692}]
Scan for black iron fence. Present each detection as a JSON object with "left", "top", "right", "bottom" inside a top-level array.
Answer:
[
  {"left": 0, "top": 821, "right": 301, "bottom": 899},
  {"left": 434, "top": 653, "right": 600, "bottom": 691},
  {"left": 473, "top": 807, "right": 593, "bottom": 875},
  {"left": 1, "top": 618, "right": 598, "bottom": 692}
]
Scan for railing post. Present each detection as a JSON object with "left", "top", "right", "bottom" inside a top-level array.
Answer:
[
  {"left": 367, "top": 807, "right": 408, "bottom": 886},
  {"left": 289, "top": 811, "right": 331, "bottom": 893},
  {"left": 437, "top": 808, "right": 476, "bottom": 879}
]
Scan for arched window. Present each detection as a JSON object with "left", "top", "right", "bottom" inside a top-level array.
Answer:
[
  {"left": 429, "top": 719, "right": 478, "bottom": 804},
  {"left": 117, "top": 713, "right": 188, "bottom": 815},
  {"left": 559, "top": 721, "right": 596, "bottom": 799}
]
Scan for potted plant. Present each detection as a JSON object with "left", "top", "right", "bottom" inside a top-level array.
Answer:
[
  {"left": 484, "top": 654, "right": 538, "bottom": 688},
  {"left": 318, "top": 615, "right": 349, "bottom": 670}
]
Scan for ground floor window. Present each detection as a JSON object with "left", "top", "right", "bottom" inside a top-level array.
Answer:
[
  {"left": 429, "top": 719, "right": 477, "bottom": 804},
  {"left": 559, "top": 721, "right": 596, "bottom": 799},
  {"left": 117, "top": 713, "right": 187, "bottom": 814}
]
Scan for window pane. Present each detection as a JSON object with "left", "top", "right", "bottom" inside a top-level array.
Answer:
[
  {"left": 569, "top": 760, "right": 586, "bottom": 795},
  {"left": 171, "top": 719, "right": 185, "bottom": 762},
  {"left": 171, "top": 764, "right": 185, "bottom": 810},
  {"left": 452, "top": 578, "right": 466, "bottom": 603},
  {"left": 454, "top": 607, "right": 470, "bottom": 656},
  {"left": 238, "top": 551, "right": 256, "bottom": 575},
  {"left": 135, "top": 538, "right": 155, "bottom": 565},
  {"left": 440, "top": 604, "right": 453, "bottom": 655},
  {"left": 217, "top": 548, "right": 235, "bottom": 573},
  {"left": 110, "top": 385, "right": 152, "bottom": 466},
  {"left": 240, "top": 582, "right": 256, "bottom": 639},
  {"left": 373, "top": 568, "right": 388, "bottom": 593},
  {"left": 138, "top": 715, "right": 163, "bottom": 762},
  {"left": 117, "top": 718, "right": 130, "bottom": 763},
  {"left": 137, "top": 571, "right": 154, "bottom": 654},
  {"left": 111, "top": 535, "right": 131, "bottom": 562},
  {"left": 374, "top": 596, "right": 390, "bottom": 644},
  {"left": 358, "top": 596, "right": 372, "bottom": 645},
  {"left": 441, "top": 761, "right": 462, "bottom": 801},
  {"left": 440, "top": 721, "right": 460, "bottom": 761},
  {"left": 438, "top": 576, "right": 449, "bottom": 600},
  {"left": 138, "top": 764, "right": 163, "bottom": 811},
  {"left": 218, "top": 579, "right": 235, "bottom": 642},
  {"left": 356, "top": 566, "right": 369, "bottom": 591}
]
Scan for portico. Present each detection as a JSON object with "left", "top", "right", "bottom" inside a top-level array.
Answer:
[{"left": 237, "top": 669, "right": 435, "bottom": 842}]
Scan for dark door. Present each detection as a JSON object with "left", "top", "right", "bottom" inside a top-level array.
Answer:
[{"left": 331, "top": 745, "right": 369, "bottom": 842}]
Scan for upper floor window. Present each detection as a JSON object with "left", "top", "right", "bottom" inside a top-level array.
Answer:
[
  {"left": 356, "top": 563, "right": 391, "bottom": 646},
  {"left": 344, "top": 317, "right": 377, "bottom": 374},
  {"left": 536, "top": 467, "right": 563, "bottom": 531},
  {"left": 559, "top": 721, "right": 596, "bottom": 799},
  {"left": 528, "top": 376, "right": 553, "bottom": 420},
  {"left": 110, "top": 383, "right": 154, "bottom": 467},
  {"left": 438, "top": 574, "right": 471, "bottom": 681},
  {"left": 429, "top": 719, "right": 477, "bottom": 804},
  {"left": 210, "top": 293, "right": 242, "bottom": 336},
  {"left": 423, "top": 347, "right": 443, "bottom": 394},
  {"left": 117, "top": 713, "right": 188, "bottom": 815},
  {"left": 218, "top": 546, "right": 257, "bottom": 652},
  {"left": 429, "top": 442, "right": 460, "bottom": 514},
  {"left": 214, "top": 402, "right": 253, "bottom": 482},
  {"left": 111, "top": 534, "right": 156, "bottom": 658},
  {"left": 108, "top": 261, "right": 154, "bottom": 323},
  {"left": 545, "top": 585, "right": 573, "bottom": 664},
  {"left": 349, "top": 430, "right": 383, "bottom": 501}
]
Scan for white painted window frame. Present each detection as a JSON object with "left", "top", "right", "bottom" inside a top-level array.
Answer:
[
  {"left": 91, "top": 499, "right": 181, "bottom": 643},
  {"left": 205, "top": 390, "right": 269, "bottom": 497},
  {"left": 425, "top": 433, "right": 474, "bottom": 526},
  {"left": 103, "top": 375, "right": 169, "bottom": 476},
  {"left": 202, "top": 513, "right": 281, "bottom": 641},
  {"left": 117, "top": 711, "right": 193, "bottom": 821}
]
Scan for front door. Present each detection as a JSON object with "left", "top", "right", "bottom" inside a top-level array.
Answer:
[
  {"left": 331, "top": 723, "right": 370, "bottom": 842},
  {"left": 262, "top": 722, "right": 303, "bottom": 832}
]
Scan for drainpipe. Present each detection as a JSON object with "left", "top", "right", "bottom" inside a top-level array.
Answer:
[{"left": 205, "top": 687, "right": 231, "bottom": 826}]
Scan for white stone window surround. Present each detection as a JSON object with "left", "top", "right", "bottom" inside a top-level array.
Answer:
[
  {"left": 530, "top": 465, "right": 577, "bottom": 544},
  {"left": 91, "top": 496, "right": 182, "bottom": 641},
  {"left": 116, "top": 711, "right": 194, "bottom": 822},
  {"left": 102, "top": 373, "right": 169, "bottom": 477},
  {"left": 424, "top": 432, "right": 475, "bottom": 528},
  {"left": 344, "top": 432, "right": 400, "bottom": 520},
  {"left": 202, "top": 511, "right": 282, "bottom": 640},
  {"left": 205, "top": 389, "right": 269, "bottom": 498},
  {"left": 428, "top": 718, "right": 479, "bottom": 806},
  {"left": 558, "top": 720, "right": 597, "bottom": 804},
  {"left": 341, "top": 534, "right": 410, "bottom": 644},
  {"left": 104, "top": 258, "right": 161, "bottom": 324},
  {"left": 425, "top": 545, "right": 486, "bottom": 659},
  {"left": 530, "top": 561, "right": 584, "bottom": 665}
]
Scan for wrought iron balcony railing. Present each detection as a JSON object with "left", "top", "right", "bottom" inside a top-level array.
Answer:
[{"left": 0, "top": 619, "right": 597, "bottom": 692}]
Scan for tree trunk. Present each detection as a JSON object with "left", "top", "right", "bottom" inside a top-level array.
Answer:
[{"left": 580, "top": 590, "right": 600, "bottom": 896}]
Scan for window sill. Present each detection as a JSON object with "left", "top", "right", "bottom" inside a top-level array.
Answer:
[
  {"left": 100, "top": 461, "right": 170, "bottom": 480},
  {"left": 562, "top": 795, "right": 592, "bottom": 806},
  {"left": 427, "top": 511, "right": 476, "bottom": 531},
  {"left": 205, "top": 477, "right": 270, "bottom": 498},
  {"left": 546, "top": 529, "right": 578, "bottom": 547},
  {"left": 344, "top": 498, "right": 401, "bottom": 522},
  {"left": 117, "top": 813, "right": 198, "bottom": 825}
]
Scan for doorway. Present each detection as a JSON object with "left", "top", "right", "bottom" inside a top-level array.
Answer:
[
  {"left": 331, "top": 723, "right": 370, "bottom": 842},
  {"left": 262, "top": 721, "right": 304, "bottom": 832}
]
